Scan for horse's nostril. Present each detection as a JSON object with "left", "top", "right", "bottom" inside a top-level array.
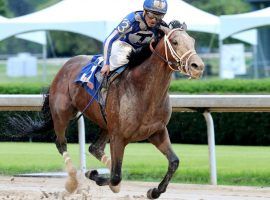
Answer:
[{"left": 191, "top": 63, "right": 198, "bottom": 69}]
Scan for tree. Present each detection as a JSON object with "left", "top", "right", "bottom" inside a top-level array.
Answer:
[
  {"left": 0, "top": 0, "right": 6, "bottom": 16},
  {"left": 3, "top": 0, "right": 61, "bottom": 17},
  {"left": 48, "top": 31, "right": 102, "bottom": 57},
  {"left": 183, "top": 0, "right": 251, "bottom": 15},
  {"left": 6, "top": 0, "right": 33, "bottom": 17}
]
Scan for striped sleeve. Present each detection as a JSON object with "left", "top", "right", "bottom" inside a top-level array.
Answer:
[
  {"left": 103, "top": 15, "right": 133, "bottom": 65},
  {"left": 103, "top": 29, "right": 121, "bottom": 65}
]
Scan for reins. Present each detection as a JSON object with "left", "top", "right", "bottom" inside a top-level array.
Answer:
[
  {"left": 150, "top": 28, "right": 197, "bottom": 76},
  {"left": 150, "top": 41, "right": 177, "bottom": 66},
  {"left": 73, "top": 75, "right": 105, "bottom": 122}
]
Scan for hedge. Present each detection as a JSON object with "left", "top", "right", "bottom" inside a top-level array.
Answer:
[
  {"left": 1, "top": 78, "right": 270, "bottom": 94},
  {"left": 168, "top": 112, "right": 270, "bottom": 146},
  {"left": 0, "top": 79, "right": 269, "bottom": 145},
  {"left": 170, "top": 78, "right": 270, "bottom": 94},
  {"left": 0, "top": 82, "right": 47, "bottom": 94}
]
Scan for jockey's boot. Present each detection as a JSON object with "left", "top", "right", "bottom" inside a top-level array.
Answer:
[{"left": 99, "top": 65, "right": 127, "bottom": 108}]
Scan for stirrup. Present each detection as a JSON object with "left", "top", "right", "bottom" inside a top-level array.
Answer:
[{"left": 108, "top": 65, "right": 127, "bottom": 85}]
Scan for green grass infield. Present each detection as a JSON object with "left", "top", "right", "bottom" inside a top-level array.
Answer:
[{"left": 0, "top": 142, "right": 269, "bottom": 186}]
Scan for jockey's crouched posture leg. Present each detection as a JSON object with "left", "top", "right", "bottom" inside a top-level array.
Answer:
[
  {"left": 100, "top": 40, "right": 133, "bottom": 79},
  {"left": 97, "top": 40, "right": 133, "bottom": 107},
  {"left": 97, "top": 64, "right": 127, "bottom": 108}
]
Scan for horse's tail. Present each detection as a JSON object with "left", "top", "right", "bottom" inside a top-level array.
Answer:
[{"left": 5, "top": 89, "right": 54, "bottom": 137}]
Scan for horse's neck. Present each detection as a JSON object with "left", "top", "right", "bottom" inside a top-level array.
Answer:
[{"left": 128, "top": 53, "right": 172, "bottom": 100}]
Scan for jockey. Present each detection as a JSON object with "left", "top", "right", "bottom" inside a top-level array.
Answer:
[{"left": 101, "top": 0, "right": 168, "bottom": 76}]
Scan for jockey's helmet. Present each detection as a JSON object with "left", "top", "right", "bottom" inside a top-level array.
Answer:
[{"left": 143, "top": 0, "right": 168, "bottom": 15}]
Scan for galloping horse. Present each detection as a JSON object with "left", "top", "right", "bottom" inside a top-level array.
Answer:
[{"left": 9, "top": 25, "right": 204, "bottom": 199}]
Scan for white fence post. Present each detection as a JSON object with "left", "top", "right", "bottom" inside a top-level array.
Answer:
[
  {"left": 203, "top": 111, "right": 217, "bottom": 185},
  {"left": 77, "top": 112, "right": 86, "bottom": 173}
]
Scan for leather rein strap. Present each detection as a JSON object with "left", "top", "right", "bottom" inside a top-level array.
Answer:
[{"left": 150, "top": 41, "right": 176, "bottom": 66}]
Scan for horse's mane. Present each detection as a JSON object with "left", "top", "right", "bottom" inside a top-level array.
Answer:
[
  {"left": 127, "top": 29, "right": 165, "bottom": 69},
  {"left": 127, "top": 45, "right": 152, "bottom": 68}
]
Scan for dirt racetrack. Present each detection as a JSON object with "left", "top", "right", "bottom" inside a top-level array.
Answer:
[{"left": 0, "top": 175, "right": 269, "bottom": 200}]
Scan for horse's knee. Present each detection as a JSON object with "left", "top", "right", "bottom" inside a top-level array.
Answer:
[
  {"left": 170, "top": 157, "right": 180, "bottom": 172},
  {"left": 110, "top": 174, "right": 122, "bottom": 186}
]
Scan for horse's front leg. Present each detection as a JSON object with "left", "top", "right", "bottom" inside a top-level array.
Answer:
[
  {"left": 147, "top": 128, "right": 179, "bottom": 199},
  {"left": 109, "top": 134, "right": 126, "bottom": 193}
]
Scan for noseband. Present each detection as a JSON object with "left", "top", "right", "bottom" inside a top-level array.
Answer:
[{"left": 150, "top": 28, "right": 197, "bottom": 76}]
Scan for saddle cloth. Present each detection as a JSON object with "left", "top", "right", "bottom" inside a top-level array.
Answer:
[
  {"left": 75, "top": 54, "right": 127, "bottom": 111},
  {"left": 75, "top": 54, "right": 104, "bottom": 102}
]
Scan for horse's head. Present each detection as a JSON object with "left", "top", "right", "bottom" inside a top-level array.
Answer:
[{"left": 157, "top": 25, "right": 205, "bottom": 79}]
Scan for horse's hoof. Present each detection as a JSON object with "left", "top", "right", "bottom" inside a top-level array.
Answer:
[
  {"left": 85, "top": 170, "right": 98, "bottom": 181},
  {"left": 65, "top": 176, "right": 78, "bottom": 193},
  {"left": 95, "top": 176, "right": 110, "bottom": 186},
  {"left": 109, "top": 183, "right": 121, "bottom": 193},
  {"left": 147, "top": 188, "right": 160, "bottom": 199}
]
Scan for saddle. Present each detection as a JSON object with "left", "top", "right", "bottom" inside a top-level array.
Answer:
[
  {"left": 75, "top": 55, "right": 126, "bottom": 110},
  {"left": 95, "top": 65, "right": 126, "bottom": 107}
]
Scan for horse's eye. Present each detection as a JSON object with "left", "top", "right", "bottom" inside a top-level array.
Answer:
[{"left": 172, "top": 40, "right": 178, "bottom": 45}]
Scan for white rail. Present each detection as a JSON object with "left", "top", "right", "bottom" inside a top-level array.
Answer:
[
  {"left": 1, "top": 94, "right": 270, "bottom": 185},
  {"left": 170, "top": 94, "right": 270, "bottom": 112}
]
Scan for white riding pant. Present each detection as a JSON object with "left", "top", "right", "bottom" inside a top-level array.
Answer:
[{"left": 109, "top": 40, "right": 134, "bottom": 71}]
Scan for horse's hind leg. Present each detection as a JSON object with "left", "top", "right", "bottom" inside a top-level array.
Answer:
[
  {"left": 147, "top": 128, "right": 179, "bottom": 199},
  {"left": 52, "top": 103, "right": 78, "bottom": 193},
  {"left": 88, "top": 129, "right": 110, "bottom": 168},
  {"left": 86, "top": 129, "right": 111, "bottom": 186}
]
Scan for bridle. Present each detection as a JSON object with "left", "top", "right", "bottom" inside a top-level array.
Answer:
[{"left": 150, "top": 28, "right": 197, "bottom": 76}]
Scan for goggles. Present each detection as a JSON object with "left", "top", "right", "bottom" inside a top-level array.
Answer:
[{"left": 146, "top": 11, "right": 164, "bottom": 21}]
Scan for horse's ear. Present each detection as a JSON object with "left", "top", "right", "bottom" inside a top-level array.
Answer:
[
  {"left": 168, "top": 20, "right": 187, "bottom": 31},
  {"left": 169, "top": 20, "right": 182, "bottom": 29},
  {"left": 160, "top": 25, "right": 171, "bottom": 35},
  {"left": 182, "top": 22, "right": 187, "bottom": 31}
]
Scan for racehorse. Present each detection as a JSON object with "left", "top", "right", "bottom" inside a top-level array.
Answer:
[{"left": 8, "top": 25, "right": 204, "bottom": 199}]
